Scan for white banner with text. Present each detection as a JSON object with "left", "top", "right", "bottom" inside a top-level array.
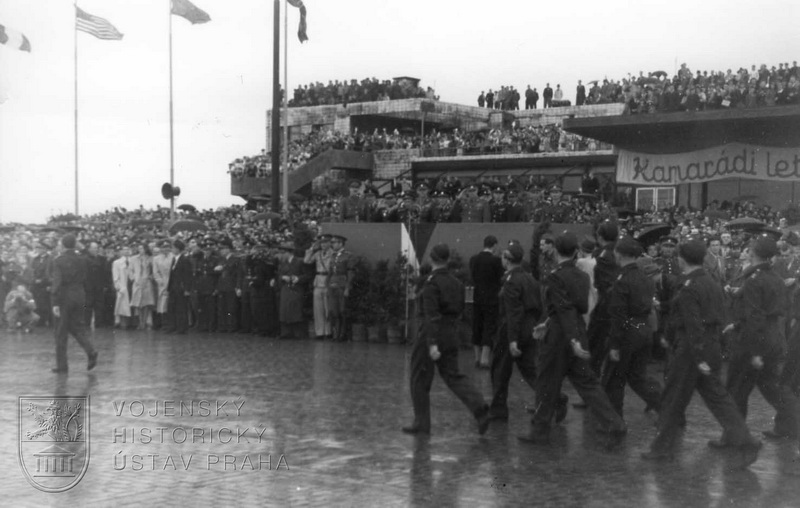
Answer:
[{"left": 617, "top": 144, "right": 800, "bottom": 185}]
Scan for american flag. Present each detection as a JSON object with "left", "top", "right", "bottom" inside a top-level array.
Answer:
[{"left": 76, "top": 7, "right": 123, "bottom": 40}]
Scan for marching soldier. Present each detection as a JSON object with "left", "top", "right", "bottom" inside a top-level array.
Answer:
[
  {"left": 489, "top": 243, "right": 544, "bottom": 421},
  {"left": 327, "top": 235, "right": 355, "bottom": 341},
  {"left": 587, "top": 221, "right": 620, "bottom": 376},
  {"left": 521, "top": 231, "right": 627, "bottom": 446},
  {"left": 304, "top": 234, "right": 333, "bottom": 340},
  {"left": 602, "top": 237, "right": 662, "bottom": 418},
  {"left": 402, "top": 243, "right": 490, "bottom": 435},
  {"left": 642, "top": 239, "right": 762, "bottom": 467},
  {"left": 339, "top": 179, "right": 363, "bottom": 223},
  {"left": 194, "top": 238, "right": 221, "bottom": 332},
  {"left": 215, "top": 238, "right": 241, "bottom": 333}
]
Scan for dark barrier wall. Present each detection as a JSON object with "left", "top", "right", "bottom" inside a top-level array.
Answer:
[
  {"left": 320, "top": 223, "right": 403, "bottom": 262},
  {"left": 421, "top": 223, "right": 594, "bottom": 264},
  {"left": 320, "top": 223, "right": 594, "bottom": 264}
]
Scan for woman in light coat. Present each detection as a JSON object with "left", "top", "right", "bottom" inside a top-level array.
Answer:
[
  {"left": 152, "top": 242, "right": 172, "bottom": 319},
  {"left": 130, "top": 243, "right": 156, "bottom": 329},
  {"left": 112, "top": 246, "right": 133, "bottom": 327}
]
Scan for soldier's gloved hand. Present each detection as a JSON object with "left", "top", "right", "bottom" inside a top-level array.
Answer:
[
  {"left": 697, "top": 362, "right": 711, "bottom": 375},
  {"left": 52, "top": 306, "right": 60, "bottom": 318},
  {"left": 609, "top": 349, "right": 620, "bottom": 362},
  {"left": 751, "top": 356, "right": 764, "bottom": 370},
  {"left": 532, "top": 323, "right": 547, "bottom": 341},
  {"left": 570, "top": 339, "right": 590, "bottom": 360},
  {"left": 235, "top": 289, "right": 242, "bottom": 297},
  {"left": 509, "top": 341, "right": 522, "bottom": 358},
  {"left": 429, "top": 345, "right": 441, "bottom": 361},
  {"left": 722, "top": 323, "right": 735, "bottom": 334}
]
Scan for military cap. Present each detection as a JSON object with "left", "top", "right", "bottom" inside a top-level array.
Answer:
[
  {"left": 615, "top": 236, "right": 643, "bottom": 258},
  {"left": 348, "top": 179, "right": 362, "bottom": 188},
  {"left": 505, "top": 243, "right": 524, "bottom": 263},
  {"left": 597, "top": 221, "right": 619, "bottom": 242},
  {"left": 477, "top": 185, "right": 492, "bottom": 197},
  {"left": 364, "top": 187, "right": 379, "bottom": 198},
  {"left": 401, "top": 190, "right": 417, "bottom": 200},
  {"left": 330, "top": 234, "right": 347, "bottom": 243},
  {"left": 432, "top": 189, "right": 448, "bottom": 198},
  {"left": 202, "top": 237, "right": 217, "bottom": 247},
  {"left": 678, "top": 239, "right": 706, "bottom": 265},
  {"left": 554, "top": 231, "right": 579, "bottom": 257},
  {"left": 429, "top": 243, "right": 450, "bottom": 262},
  {"left": 660, "top": 235, "right": 677, "bottom": 246},
  {"left": 382, "top": 190, "right": 396, "bottom": 199},
  {"left": 318, "top": 234, "right": 332, "bottom": 242},
  {"left": 462, "top": 184, "right": 479, "bottom": 193},
  {"left": 415, "top": 181, "right": 430, "bottom": 191},
  {"left": 492, "top": 185, "right": 507, "bottom": 193},
  {"left": 750, "top": 235, "right": 778, "bottom": 259}
]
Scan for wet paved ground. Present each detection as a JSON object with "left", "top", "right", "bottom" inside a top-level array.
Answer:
[{"left": 1, "top": 327, "right": 799, "bottom": 507}]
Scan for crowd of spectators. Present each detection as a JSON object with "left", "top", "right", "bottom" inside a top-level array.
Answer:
[
  {"left": 288, "top": 78, "right": 437, "bottom": 108},
  {"left": 228, "top": 125, "right": 612, "bottom": 178}
]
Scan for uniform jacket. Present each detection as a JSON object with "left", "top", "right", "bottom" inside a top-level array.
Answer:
[
  {"left": 51, "top": 250, "right": 88, "bottom": 307},
  {"left": 669, "top": 268, "right": 726, "bottom": 366},
  {"left": 500, "top": 266, "right": 542, "bottom": 346},
  {"left": 607, "top": 263, "right": 656, "bottom": 351},
  {"left": 419, "top": 267, "right": 464, "bottom": 350},
  {"left": 543, "top": 259, "right": 590, "bottom": 348},
  {"left": 469, "top": 251, "right": 504, "bottom": 305},
  {"left": 217, "top": 254, "right": 241, "bottom": 293},
  {"left": 278, "top": 256, "right": 309, "bottom": 323},
  {"left": 167, "top": 253, "right": 193, "bottom": 295},
  {"left": 731, "top": 263, "right": 788, "bottom": 359}
]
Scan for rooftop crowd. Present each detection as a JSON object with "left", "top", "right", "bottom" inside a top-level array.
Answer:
[
  {"left": 477, "top": 60, "right": 800, "bottom": 113},
  {"left": 289, "top": 77, "right": 438, "bottom": 108}
]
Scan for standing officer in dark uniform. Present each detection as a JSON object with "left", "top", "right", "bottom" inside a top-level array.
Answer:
[
  {"left": 359, "top": 187, "right": 381, "bottom": 223},
  {"left": 50, "top": 234, "right": 98, "bottom": 373},
  {"left": 587, "top": 221, "right": 620, "bottom": 376},
  {"left": 84, "top": 241, "right": 106, "bottom": 330},
  {"left": 602, "top": 237, "right": 662, "bottom": 418},
  {"left": 327, "top": 235, "right": 355, "bottom": 342},
  {"left": 505, "top": 187, "right": 527, "bottom": 223},
  {"left": 521, "top": 231, "right": 627, "bottom": 445},
  {"left": 402, "top": 243, "right": 490, "bottom": 436},
  {"left": 489, "top": 243, "right": 543, "bottom": 421},
  {"left": 469, "top": 235, "right": 504, "bottom": 368},
  {"left": 164, "top": 239, "right": 192, "bottom": 335},
  {"left": 31, "top": 241, "right": 53, "bottom": 328},
  {"left": 194, "top": 238, "right": 221, "bottom": 332},
  {"left": 715, "top": 236, "right": 800, "bottom": 447},
  {"left": 215, "top": 238, "right": 241, "bottom": 333},
  {"left": 339, "top": 180, "right": 363, "bottom": 223},
  {"left": 277, "top": 242, "right": 309, "bottom": 339},
  {"left": 642, "top": 239, "right": 761, "bottom": 467},
  {"left": 490, "top": 186, "right": 508, "bottom": 223},
  {"left": 242, "top": 242, "right": 277, "bottom": 337}
]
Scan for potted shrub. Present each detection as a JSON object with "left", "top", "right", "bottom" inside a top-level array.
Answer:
[{"left": 383, "top": 253, "right": 411, "bottom": 344}]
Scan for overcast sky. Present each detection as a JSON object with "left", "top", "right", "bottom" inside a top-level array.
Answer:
[{"left": 1, "top": 0, "right": 798, "bottom": 223}]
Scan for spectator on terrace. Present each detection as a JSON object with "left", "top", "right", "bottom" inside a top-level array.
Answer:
[
  {"left": 554, "top": 84, "right": 563, "bottom": 101},
  {"left": 478, "top": 91, "right": 485, "bottom": 108},
  {"left": 576, "top": 80, "right": 586, "bottom": 106},
  {"left": 543, "top": 83, "right": 553, "bottom": 108}
]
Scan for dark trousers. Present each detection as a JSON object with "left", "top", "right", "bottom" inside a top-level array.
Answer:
[
  {"left": 217, "top": 291, "right": 240, "bottom": 332},
  {"left": 32, "top": 285, "right": 52, "bottom": 327},
  {"left": 55, "top": 298, "right": 96, "bottom": 370},
  {"left": 472, "top": 303, "right": 498, "bottom": 348},
  {"left": 409, "top": 337, "right": 486, "bottom": 432},
  {"left": 164, "top": 293, "right": 189, "bottom": 333},
  {"left": 327, "top": 287, "right": 347, "bottom": 341},
  {"left": 83, "top": 288, "right": 104, "bottom": 329},
  {"left": 532, "top": 335, "right": 625, "bottom": 435},
  {"left": 490, "top": 326, "right": 537, "bottom": 417},
  {"left": 587, "top": 300, "right": 612, "bottom": 375},
  {"left": 603, "top": 336, "right": 662, "bottom": 417},
  {"left": 726, "top": 351, "right": 800, "bottom": 439},
  {"left": 196, "top": 293, "right": 217, "bottom": 332},
  {"left": 774, "top": 331, "right": 800, "bottom": 436},
  {"left": 650, "top": 342, "right": 754, "bottom": 452}
]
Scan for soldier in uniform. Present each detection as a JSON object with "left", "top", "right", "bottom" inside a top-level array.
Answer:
[
  {"left": 327, "top": 234, "right": 355, "bottom": 341},
  {"left": 520, "top": 231, "right": 627, "bottom": 445},
  {"left": 304, "top": 234, "right": 333, "bottom": 340},
  {"left": 490, "top": 185, "right": 508, "bottom": 223},
  {"left": 277, "top": 242, "right": 309, "bottom": 339},
  {"left": 242, "top": 241, "right": 278, "bottom": 337},
  {"left": 396, "top": 190, "right": 420, "bottom": 224},
  {"left": 359, "top": 187, "right": 380, "bottom": 222},
  {"left": 451, "top": 185, "right": 490, "bottom": 223},
  {"left": 50, "top": 234, "right": 98, "bottom": 373},
  {"left": 30, "top": 241, "right": 53, "bottom": 328},
  {"left": 715, "top": 236, "right": 800, "bottom": 447},
  {"left": 339, "top": 180, "right": 363, "bottom": 223},
  {"left": 602, "top": 237, "right": 662, "bottom": 418},
  {"left": 587, "top": 221, "right": 620, "bottom": 376},
  {"left": 376, "top": 191, "right": 400, "bottom": 223},
  {"left": 84, "top": 241, "right": 106, "bottom": 330},
  {"left": 194, "top": 238, "right": 221, "bottom": 332},
  {"left": 505, "top": 187, "right": 527, "bottom": 223},
  {"left": 489, "top": 243, "right": 548, "bottom": 421},
  {"left": 215, "top": 238, "right": 241, "bottom": 333},
  {"left": 402, "top": 243, "right": 491, "bottom": 435},
  {"left": 421, "top": 190, "right": 450, "bottom": 223},
  {"left": 642, "top": 239, "right": 762, "bottom": 467}
]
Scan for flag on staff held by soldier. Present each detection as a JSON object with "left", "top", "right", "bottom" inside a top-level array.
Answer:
[
  {"left": 287, "top": 0, "right": 308, "bottom": 43},
  {"left": 76, "top": 7, "right": 123, "bottom": 40},
  {"left": 171, "top": 0, "right": 211, "bottom": 25},
  {"left": 0, "top": 24, "right": 31, "bottom": 51}
]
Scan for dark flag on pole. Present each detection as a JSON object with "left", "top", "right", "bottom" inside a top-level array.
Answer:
[
  {"left": 287, "top": 0, "right": 308, "bottom": 43},
  {"left": 0, "top": 24, "right": 31, "bottom": 52},
  {"left": 171, "top": 0, "right": 211, "bottom": 25},
  {"left": 76, "top": 7, "right": 124, "bottom": 40}
]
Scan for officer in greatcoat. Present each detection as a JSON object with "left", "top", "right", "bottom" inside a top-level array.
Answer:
[{"left": 277, "top": 242, "right": 309, "bottom": 339}]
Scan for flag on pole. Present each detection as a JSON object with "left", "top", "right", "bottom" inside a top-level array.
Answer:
[
  {"left": 0, "top": 24, "right": 31, "bottom": 52},
  {"left": 76, "top": 7, "right": 124, "bottom": 40},
  {"left": 287, "top": 0, "right": 308, "bottom": 43},
  {"left": 171, "top": 0, "right": 211, "bottom": 25}
]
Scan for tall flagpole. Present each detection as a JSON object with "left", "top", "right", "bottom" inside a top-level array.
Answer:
[
  {"left": 282, "top": 0, "right": 289, "bottom": 211},
  {"left": 270, "top": 0, "right": 281, "bottom": 213},
  {"left": 168, "top": 0, "right": 176, "bottom": 218},
  {"left": 74, "top": 1, "right": 79, "bottom": 215}
]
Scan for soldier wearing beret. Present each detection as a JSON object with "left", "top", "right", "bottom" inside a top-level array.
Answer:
[
  {"left": 718, "top": 235, "right": 800, "bottom": 447},
  {"left": 602, "top": 237, "right": 662, "bottom": 418},
  {"left": 215, "top": 238, "right": 242, "bottom": 333},
  {"left": 327, "top": 234, "right": 355, "bottom": 341},
  {"left": 643, "top": 239, "right": 761, "bottom": 467},
  {"left": 521, "top": 231, "right": 626, "bottom": 445},
  {"left": 489, "top": 243, "right": 545, "bottom": 421},
  {"left": 194, "top": 238, "right": 221, "bottom": 332},
  {"left": 402, "top": 243, "right": 490, "bottom": 435}
]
